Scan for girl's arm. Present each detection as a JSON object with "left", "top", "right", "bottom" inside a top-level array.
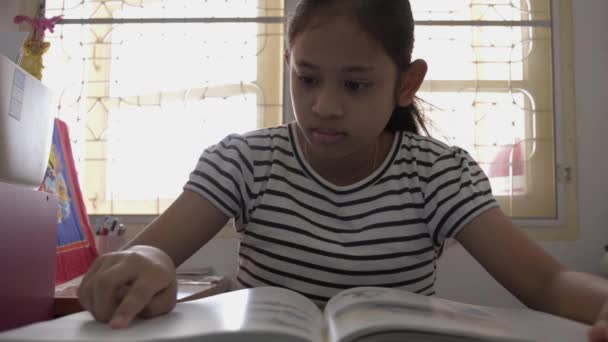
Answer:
[
  {"left": 455, "top": 207, "right": 608, "bottom": 329},
  {"left": 78, "top": 189, "right": 229, "bottom": 328},
  {"left": 122, "top": 189, "right": 230, "bottom": 266}
]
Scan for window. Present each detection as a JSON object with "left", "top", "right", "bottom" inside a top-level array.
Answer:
[
  {"left": 45, "top": 0, "right": 578, "bottom": 235},
  {"left": 410, "top": 0, "right": 558, "bottom": 221},
  {"left": 408, "top": 0, "right": 578, "bottom": 233},
  {"left": 43, "top": 0, "right": 285, "bottom": 215}
]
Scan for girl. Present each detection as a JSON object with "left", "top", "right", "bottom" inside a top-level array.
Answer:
[{"left": 78, "top": 1, "right": 608, "bottom": 340}]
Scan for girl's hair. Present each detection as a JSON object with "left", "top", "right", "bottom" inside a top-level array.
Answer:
[{"left": 286, "top": 0, "right": 428, "bottom": 135}]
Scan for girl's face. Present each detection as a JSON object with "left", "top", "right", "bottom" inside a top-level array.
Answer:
[{"left": 288, "top": 15, "right": 401, "bottom": 159}]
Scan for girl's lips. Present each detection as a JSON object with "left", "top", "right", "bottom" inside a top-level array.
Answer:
[{"left": 311, "top": 129, "right": 346, "bottom": 144}]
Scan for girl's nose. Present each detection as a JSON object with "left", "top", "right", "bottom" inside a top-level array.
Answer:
[{"left": 312, "top": 87, "right": 344, "bottom": 118}]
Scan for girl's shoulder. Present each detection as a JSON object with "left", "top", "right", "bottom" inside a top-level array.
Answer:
[
  {"left": 398, "top": 131, "right": 455, "bottom": 157},
  {"left": 240, "top": 124, "right": 291, "bottom": 145},
  {"left": 214, "top": 124, "right": 291, "bottom": 150},
  {"left": 397, "top": 131, "right": 480, "bottom": 170},
  {"left": 209, "top": 125, "right": 294, "bottom": 169}
]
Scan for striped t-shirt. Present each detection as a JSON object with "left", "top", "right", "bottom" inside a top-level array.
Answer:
[{"left": 184, "top": 122, "right": 498, "bottom": 306}]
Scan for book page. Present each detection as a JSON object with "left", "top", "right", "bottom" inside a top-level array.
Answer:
[
  {"left": 479, "top": 306, "right": 590, "bottom": 342},
  {"left": 0, "top": 287, "right": 324, "bottom": 342},
  {"left": 324, "top": 287, "right": 585, "bottom": 342}
]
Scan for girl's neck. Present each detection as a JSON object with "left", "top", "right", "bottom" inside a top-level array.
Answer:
[{"left": 299, "top": 130, "right": 393, "bottom": 186}]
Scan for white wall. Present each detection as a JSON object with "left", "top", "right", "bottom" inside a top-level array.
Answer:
[{"left": 0, "top": 1, "right": 23, "bottom": 33}]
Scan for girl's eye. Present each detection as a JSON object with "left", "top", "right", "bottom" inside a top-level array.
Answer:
[
  {"left": 298, "top": 76, "right": 318, "bottom": 86},
  {"left": 344, "top": 81, "right": 369, "bottom": 92}
]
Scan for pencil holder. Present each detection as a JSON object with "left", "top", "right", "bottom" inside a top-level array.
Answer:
[{"left": 94, "top": 234, "right": 126, "bottom": 255}]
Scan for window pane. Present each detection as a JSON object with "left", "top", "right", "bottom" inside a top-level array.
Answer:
[
  {"left": 421, "top": 91, "right": 529, "bottom": 196},
  {"left": 46, "top": 0, "right": 265, "bottom": 19},
  {"left": 107, "top": 95, "right": 257, "bottom": 200},
  {"left": 43, "top": 0, "right": 285, "bottom": 214},
  {"left": 414, "top": 26, "right": 525, "bottom": 81},
  {"left": 115, "top": 0, "right": 259, "bottom": 19},
  {"left": 110, "top": 23, "right": 259, "bottom": 96},
  {"left": 410, "top": 0, "right": 549, "bottom": 21}
]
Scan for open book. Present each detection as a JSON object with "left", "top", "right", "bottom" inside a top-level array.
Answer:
[{"left": 0, "top": 286, "right": 589, "bottom": 342}]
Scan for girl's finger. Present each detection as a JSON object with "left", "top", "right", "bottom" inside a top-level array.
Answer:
[
  {"left": 90, "top": 260, "right": 140, "bottom": 322},
  {"left": 109, "top": 277, "right": 159, "bottom": 329},
  {"left": 589, "top": 321, "right": 608, "bottom": 342},
  {"left": 139, "top": 281, "right": 177, "bottom": 318},
  {"left": 77, "top": 255, "right": 114, "bottom": 312}
]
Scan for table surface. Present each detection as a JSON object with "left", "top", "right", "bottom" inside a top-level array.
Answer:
[{"left": 54, "top": 275, "right": 229, "bottom": 317}]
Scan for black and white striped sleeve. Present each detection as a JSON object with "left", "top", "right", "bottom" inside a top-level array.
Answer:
[
  {"left": 423, "top": 147, "right": 499, "bottom": 247},
  {"left": 183, "top": 134, "right": 253, "bottom": 225}
]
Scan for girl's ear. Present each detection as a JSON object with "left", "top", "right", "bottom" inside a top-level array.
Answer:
[
  {"left": 284, "top": 49, "right": 291, "bottom": 66},
  {"left": 396, "top": 59, "right": 427, "bottom": 107}
]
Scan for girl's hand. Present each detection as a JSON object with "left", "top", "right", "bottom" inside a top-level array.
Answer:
[
  {"left": 590, "top": 303, "right": 608, "bottom": 341},
  {"left": 77, "top": 245, "right": 177, "bottom": 329}
]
